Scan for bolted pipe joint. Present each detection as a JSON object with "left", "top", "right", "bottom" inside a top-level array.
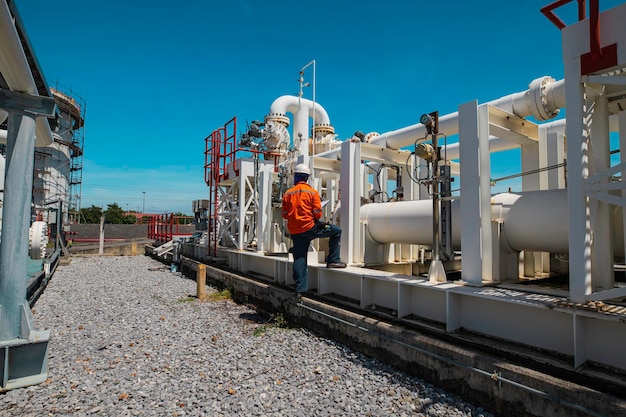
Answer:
[{"left": 525, "top": 76, "right": 561, "bottom": 121}]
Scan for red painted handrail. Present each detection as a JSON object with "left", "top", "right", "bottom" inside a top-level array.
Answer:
[
  {"left": 540, "top": 0, "right": 602, "bottom": 69},
  {"left": 203, "top": 117, "right": 238, "bottom": 256}
]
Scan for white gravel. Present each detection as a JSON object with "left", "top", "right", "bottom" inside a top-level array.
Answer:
[{"left": 0, "top": 255, "right": 494, "bottom": 417}]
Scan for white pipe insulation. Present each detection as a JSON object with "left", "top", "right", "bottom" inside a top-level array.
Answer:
[
  {"left": 360, "top": 189, "right": 625, "bottom": 256},
  {"left": 266, "top": 96, "right": 331, "bottom": 158},
  {"left": 315, "top": 76, "right": 566, "bottom": 160},
  {"left": 0, "top": 1, "right": 53, "bottom": 147},
  {"left": 440, "top": 116, "right": 621, "bottom": 162}
]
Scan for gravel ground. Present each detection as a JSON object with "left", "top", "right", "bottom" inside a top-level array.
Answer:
[{"left": 0, "top": 255, "right": 495, "bottom": 417}]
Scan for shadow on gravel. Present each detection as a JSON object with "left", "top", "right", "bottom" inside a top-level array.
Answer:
[{"left": 239, "top": 311, "right": 270, "bottom": 324}]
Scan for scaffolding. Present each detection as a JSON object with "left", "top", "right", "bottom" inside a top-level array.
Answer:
[{"left": 49, "top": 84, "right": 86, "bottom": 224}]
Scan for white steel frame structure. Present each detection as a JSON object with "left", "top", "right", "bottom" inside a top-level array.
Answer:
[{"left": 189, "top": 3, "right": 626, "bottom": 373}]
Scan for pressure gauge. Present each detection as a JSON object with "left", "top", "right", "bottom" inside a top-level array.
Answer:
[{"left": 420, "top": 114, "right": 433, "bottom": 126}]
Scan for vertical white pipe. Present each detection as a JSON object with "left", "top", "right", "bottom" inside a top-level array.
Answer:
[{"left": 293, "top": 104, "right": 309, "bottom": 158}]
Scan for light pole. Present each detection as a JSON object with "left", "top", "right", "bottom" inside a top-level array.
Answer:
[{"left": 142, "top": 192, "right": 146, "bottom": 214}]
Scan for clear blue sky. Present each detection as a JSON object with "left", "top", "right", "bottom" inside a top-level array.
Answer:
[{"left": 15, "top": 0, "right": 625, "bottom": 214}]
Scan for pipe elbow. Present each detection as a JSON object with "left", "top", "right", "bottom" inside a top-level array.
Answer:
[{"left": 267, "top": 95, "right": 332, "bottom": 126}]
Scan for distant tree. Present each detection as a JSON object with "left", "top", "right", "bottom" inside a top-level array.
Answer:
[
  {"left": 173, "top": 212, "right": 193, "bottom": 224},
  {"left": 104, "top": 203, "right": 136, "bottom": 224},
  {"left": 124, "top": 213, "right": 138, "bottom": 224},
  {"left": 80, "top": 205, "right": 103, "bottom": 224}
]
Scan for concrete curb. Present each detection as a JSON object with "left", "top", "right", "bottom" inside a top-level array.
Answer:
[{"left": 172, "top": 255, "right": 625, "bottom": 417}]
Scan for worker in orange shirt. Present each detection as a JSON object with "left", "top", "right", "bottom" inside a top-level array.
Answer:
[{"left": 282, "top": 163, "right": 346, "bottom": 299}]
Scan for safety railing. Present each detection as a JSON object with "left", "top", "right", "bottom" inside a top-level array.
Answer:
[
  {"left": 203, "top": 117, "right": 237, "bottom": 256},
  {"left": 541, "top": 0, "right": 617, "bottom": 74},
  {"left": 147, "top": 214, "right": 194, "bottom": 243}
]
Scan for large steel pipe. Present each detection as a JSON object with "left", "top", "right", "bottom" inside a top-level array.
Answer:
[
  {"left": 316, "top": 76, "right": 566, "bottom": 160},
  {"left": 360, "top": 189, "right": 625, "bottom": 255}
]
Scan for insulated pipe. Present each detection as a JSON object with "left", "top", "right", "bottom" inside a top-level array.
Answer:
[
  {"left": 361, "top": 199, "right": 462, "bottom": 247},
  {"left": 266, "top": 95, "right": 331, "bottom": 158},
  {"left": 440, "top": 115, "right": 622, "bottom": 162},
  {"left": 439, "top": 118, "right": 567, "bottom": 161},
  {"left": 0, "top": 1, "right": 53, "bottom": 147},
  {"left": 360, "top": 189, "right": 625, "bottom": 256},
  {"left": 315, "top": 76, "right": 566, "bottom": 160}
]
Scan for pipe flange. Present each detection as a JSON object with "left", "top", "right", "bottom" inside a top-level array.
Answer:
[
  {"left": 265, "top": 113, "right": 290, "bottom": 127},
  {"left": 528, "top": 76, "right": 559, "bottom": 121},
  {"left": 29, "top": 221, "right": 48, "bottom": 260},
  {"left": 364, "top": 132, "right": 380, "bottom": 143},
  {"left": 313, "top": 123, "right": 335, "bottom": 136}
]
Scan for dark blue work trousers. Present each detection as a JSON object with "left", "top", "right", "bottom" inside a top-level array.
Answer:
[{"left": 291, "top": 223, "right": 342, "bottom": 293}]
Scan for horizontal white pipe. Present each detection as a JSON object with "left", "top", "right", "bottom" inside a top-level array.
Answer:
[
  {"left": 441, "top": 136, "right": 519, "bottom": 162},
  {"left": 360, "top": 189, "right": 625, "bottom": 255},
  {"left": 316, "top": 77, "right": 566, "bottom": 161},
  {"left": 440, "top": 115, "right": 622, "bottom": 161},
  {"left": 0, "top": 1, "right": 53, "bottom": 147}
]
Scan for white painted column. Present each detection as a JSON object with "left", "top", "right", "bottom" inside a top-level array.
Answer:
[
  {"left": 521, "top": 142, "right": 540, "bottom": 192},
  {"left": 340, "top": 141, "right": 361, "bottom": 265},
  {"left": 256, "top": 170, "right": 272, "bottom": 253},
  {"left": 459, "top": 101, "right": 493, "bottom": 284},
  {"left": 565, "top": 64, "right": 592, "bottom": 303},
  {"left": 545, "top": 131, "right": 566, "bottom": 189},
  {"left": 237, "top": 175, "right": 246, "bottom": 250},
  {"left": 326, "top": 177, "right": 339, "bottom": 223},
  {"left": 590, "top": 93, "right": 614, "bottom": 291},
  {"left": 618, "top": 111, "right": 626, "bottom": 268},
  {"left": 521, "top": 141, "right": 541, "bottom": 277}
]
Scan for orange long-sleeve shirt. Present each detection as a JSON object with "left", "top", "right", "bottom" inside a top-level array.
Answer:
[{"left": 281, "top": 181, "right": 322, "bottom": 235}]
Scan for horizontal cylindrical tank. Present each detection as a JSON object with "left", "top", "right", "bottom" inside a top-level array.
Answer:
[
  {"left": 360, "top": 189, "right": 625, "bottom": 255},
  {"left": 360, "top": 199, "right": 462, "bottom": 247}
]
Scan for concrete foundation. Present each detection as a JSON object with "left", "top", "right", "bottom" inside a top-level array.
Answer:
[{"left": 149, "top": 251, "right": 626, "bottom": 417}]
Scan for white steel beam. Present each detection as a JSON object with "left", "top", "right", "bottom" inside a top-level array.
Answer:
[
  {"left": 257, "top": 170, "right": 272, "bottom": 253},
  {"left": 340, "top": 141, "right": 361, "bottom": 265},
  {"left": 459, "top": 101, "right": 493, "bottom": 284},
  {"left": 589, "top": 92, "right": 614, "bottom": 292},
  {"left": 564, "top": 46, "right": 592, "bottom": 303},
  {"left": 621, "top": 111, "right": 626, "bottom": 277}
]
